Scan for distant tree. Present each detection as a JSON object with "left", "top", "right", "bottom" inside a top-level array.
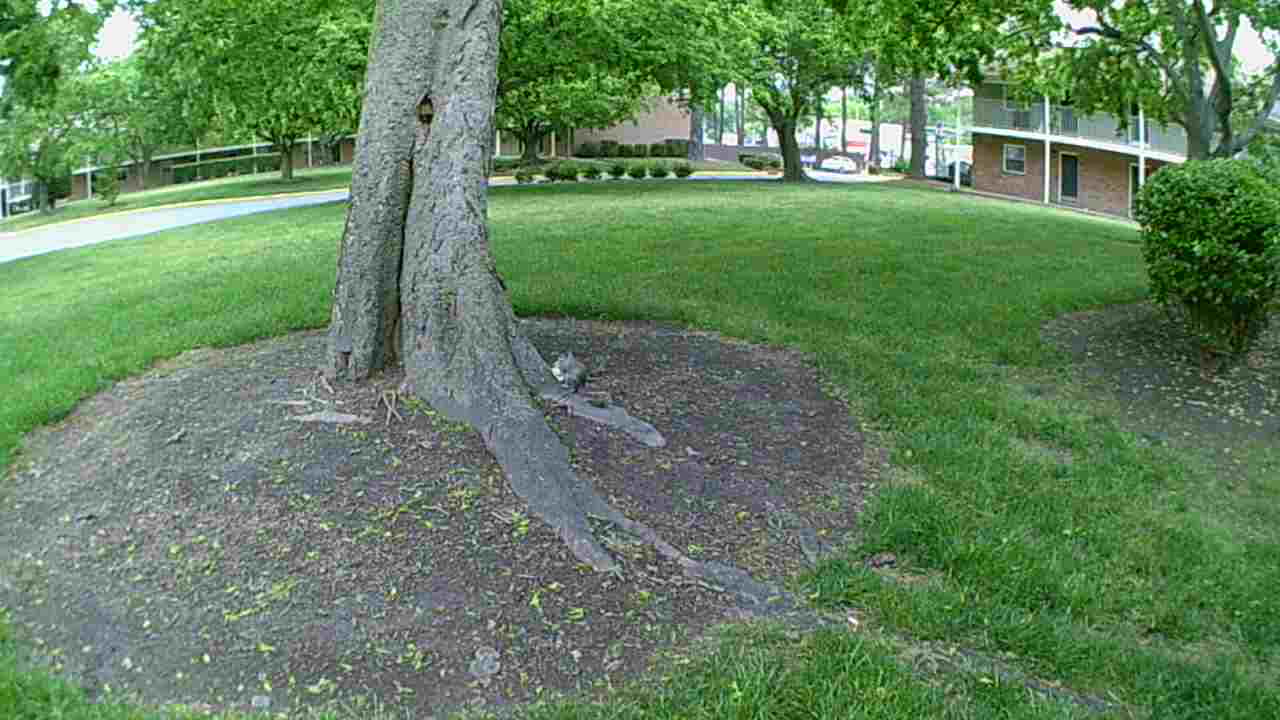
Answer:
[
  {"left": 737, "top": 0, "right": 865, "bottom": 181},
  {"left": 0, "top": 79, "right": 92, "bottom": 212},
  {"left": 78, "top": 57, "right": 171, "bottom": 190},
  {"left": 0, "top": 0, "right": 114, "bottom": 113},
  {"left": 136, "top": 0, "right": 371, "bottom": 180}
]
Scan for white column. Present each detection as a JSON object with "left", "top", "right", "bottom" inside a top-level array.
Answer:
[
  {"left": 1138, "top": 108, "right": 1147, "bottom": 187},
  {"left": 550, "top": 130, "right": 558, "bottom": 158},
  {"left": 85, "top": 158, "right": 93, "bottom": 199},
  {"left": 307, "top": 137, "right": 313, "bottom": 168},
  {"left": 953, "top": 97, "right": 962, "bottom": 191},
  {"left": 495, "top": 129, "right": 501, "bottom": 157},
  {"left": 1043, "top": 95, "right": 1052, "bottom": 204}
]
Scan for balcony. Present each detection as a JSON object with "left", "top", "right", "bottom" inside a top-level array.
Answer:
[{"left": 973, "top": 98, "right": 1187, "bottom": 158}]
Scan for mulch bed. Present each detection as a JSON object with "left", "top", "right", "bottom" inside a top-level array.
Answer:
[{"left": 0, "top": 318, "right": 876, "bottom": 717}]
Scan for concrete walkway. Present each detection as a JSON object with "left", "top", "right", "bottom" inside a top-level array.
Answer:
[{"left": 0, "top": 190, "right": 349, "bottom": 265}]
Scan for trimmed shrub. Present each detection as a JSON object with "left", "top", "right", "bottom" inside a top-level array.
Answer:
[
  {"left": 514, "top": 167, "right": 537, "bottom": 184},
  {"left": 94, "top": 170, "right": 122, "bottom": 206},
  {"left": 649, "top": 162, "right": 670, "bottom": 179},
  {"left": 627, "top": 162, "right": 647, "bottom": 179},
  {"left": 577, "top": 142, "right": 600, "bottom": 159},
  {"left": 673, "top": 162, "right": 693, "bottom": 178},
  {"left": 667, "top": 139, "right": 689, "bottom": 157},
  {"left": 493, "top": 156, "right": 521, "bottom": 174},
  {"left": 649, "top": 142, "right": 668, "bottom": 158},
  {"left": 600, "top": 141, "right": 619, "bottom": 158},
  {"left": 608, "top": 161, "right": 628, "bottom": 179},
  {"left": 1136, "top": 158, "right": 1280, "bottom": 356},
  {"left": 633, "top": 144, "right": 650, "bottom": 159},
  {"left": 548, "top": 161, "right": 579, "bottom": 182},
  {"left": 581, "top": 164, "right": 603, "bottom": 180}
]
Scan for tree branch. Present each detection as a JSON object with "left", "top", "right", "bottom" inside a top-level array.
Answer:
[{"left": 1223, "top": 63, "right": 1280, "bottom": 156}]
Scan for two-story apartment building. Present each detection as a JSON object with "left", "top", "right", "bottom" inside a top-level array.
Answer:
[{"left": 970, "top": 80, "right": 1188, "bottom": 218}]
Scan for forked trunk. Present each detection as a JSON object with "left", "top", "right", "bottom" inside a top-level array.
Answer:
[{"left": 326, "top": 0, "right": 615, "bottom": 572}]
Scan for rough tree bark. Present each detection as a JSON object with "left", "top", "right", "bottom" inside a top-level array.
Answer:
[
  {"left": 324, "top": 0, "right": 787, "bottom": 596},
  {"left": 909, "top": 73, "right": 928, "bottom": 178}
]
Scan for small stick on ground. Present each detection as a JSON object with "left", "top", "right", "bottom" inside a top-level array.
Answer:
[{"left": 382, "top": 390, "right": 403, "bottom": 425}]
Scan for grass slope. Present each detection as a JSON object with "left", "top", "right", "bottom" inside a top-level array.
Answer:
[
  {"left": 1, "top": 182, "right": 1276, "bottom": 718},
  {"left": 0, "top": 167, "right": 352, "bottom": 233}
]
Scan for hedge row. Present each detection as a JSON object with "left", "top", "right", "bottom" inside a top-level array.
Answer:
[
  {"left": 514, "top": 160, "right": 694, "bottom": 184},
  {"left": 577, "top": 140, "right": 690, "bottom": 159},
  {"left": 173, "top": 154, "right": 282, "bottom": 184},
  {"left": 737, "top": 152, "right": 782, "bottom": 171}
]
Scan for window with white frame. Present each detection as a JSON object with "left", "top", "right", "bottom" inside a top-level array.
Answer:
[{"left": 1003, "top": 144, "right": 1026, "bottom": 174}]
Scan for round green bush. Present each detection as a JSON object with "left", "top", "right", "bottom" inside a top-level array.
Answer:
[
  {"left": 608, "top": 161, "right": 627, "bottom": 179},
  {"left": 626, "top": 163, "right": 647, "bottom": 180},
  {"left": 581, "top": 164, "right": 603, "bottom": 180},
  {"left": 1136, "top": 158, "right": 1280, "bottom": 355},
  {"left": 673, "top": 162, "right": 693, "bottom": 178},
  {"left": 514, "top": 167, "right": 537, "bottom": 184},
  {"left": 649, "top": 162, "right": 670, "bottom": 179}
]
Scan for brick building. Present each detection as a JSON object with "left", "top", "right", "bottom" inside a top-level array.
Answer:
[{"left": 970, "top": 80, "right": 1186, "bottom": 219}]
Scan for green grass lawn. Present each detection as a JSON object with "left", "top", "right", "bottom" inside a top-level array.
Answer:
[
  {"left": 1, "top": 182, "right": 1276, "bottom": 719},
  {"left": 0, "top": 166, "right": 353, "bottom": 233}
]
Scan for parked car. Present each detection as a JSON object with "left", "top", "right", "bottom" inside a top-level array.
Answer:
[
  {"left": 946, "top": 161, "right": 973, "bottom": 186},
  {"left": 820, "top": 155, "right": 861, "bottom": 174}
]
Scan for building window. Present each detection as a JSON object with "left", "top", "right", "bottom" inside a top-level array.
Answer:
[{"left": 1003, "top": 144, "right": 1026, "bottom": 174}]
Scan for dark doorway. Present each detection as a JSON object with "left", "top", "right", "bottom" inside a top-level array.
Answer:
[{"left": 1060, "top": 154, "right": 1079, "bottom": 200}]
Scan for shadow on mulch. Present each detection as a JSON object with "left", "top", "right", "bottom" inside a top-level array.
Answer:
[
  {"left": 1042, "top": 302, "right": 1279, "bottom": 454},
  {"left": 0, "top": 319, "right": 876, "bottom": 718}
]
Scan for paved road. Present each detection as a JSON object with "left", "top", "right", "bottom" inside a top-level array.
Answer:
[{"left": 0, "top": 190, "right": 349, "bottom": 265}]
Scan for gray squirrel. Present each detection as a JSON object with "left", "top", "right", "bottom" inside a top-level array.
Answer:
[{"left": 551, "top": 351, "right": 588, "bottom": 393}]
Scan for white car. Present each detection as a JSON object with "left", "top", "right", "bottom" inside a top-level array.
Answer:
[{"left": 819, "top": 155, "right": 860, "bottom": 174}]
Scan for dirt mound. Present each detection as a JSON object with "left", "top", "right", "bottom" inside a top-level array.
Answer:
[{"left": 0, "top": 319, "right": 874, "bottom": 717}]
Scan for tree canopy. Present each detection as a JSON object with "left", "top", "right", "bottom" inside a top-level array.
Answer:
[{"left": 1025, "top": 0, "right": 1280, "bottom": 159}]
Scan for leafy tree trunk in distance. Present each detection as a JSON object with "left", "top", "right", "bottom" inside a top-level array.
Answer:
[
  {"left": 34, "top": 181, "right": 51, "bottom": 214},
  {"left": 516, "top": 122, "right": 544, "bottom": 164},
  {"left": 763, "top": 106, "right": 806, "bottom": 182},
  {"left": 688, "top": 103, "right": 705, "bottom": 161},
  {"left": 279, "top": 139, "right": 296, "bottom": 181},
  {"left": 327, "top": 0, "right": 745, "bottom": 577},
  {"left": 869, "top": 79, "right": 881, "bottom": 169},
  {"left": 909, "top": 73, "right": 927, "bottom": 178},
  {"left": 717, "top": 87, "right": 726, "bottom": 145},
  {"left": 735, "top": 89, "right": 744, "bottom": 147},
  {"left": 814, "top": 105, "right": 822, "bottom": 150},
  {"left": 841, "top": 87, "right": 848, "bottom": 154}
]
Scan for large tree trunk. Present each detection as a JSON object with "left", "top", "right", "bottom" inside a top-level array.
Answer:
[
  {"left": 814, "top": 106, "right": 822, "bottom": 151},
  {"left": 326, "top": 0, "right": 658, "bottom": 574},
  {"left": 688, "top": 103, "right": 705, "bottom": 161},
  {"left": 909, "top": 73, "right": 928, "bottom": 178}
]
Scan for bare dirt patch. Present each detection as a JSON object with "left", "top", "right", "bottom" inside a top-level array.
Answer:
[
  {"left": 0, "top": 319, "right": 874, "bottom": 717},
  {"left": 1043, "top": 302, "right": 1279, "bottom": 453}
]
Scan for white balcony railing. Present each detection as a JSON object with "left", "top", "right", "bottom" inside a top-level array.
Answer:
[{"left": 973, "top": 98, "right": 1187, "bottom": 157}]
